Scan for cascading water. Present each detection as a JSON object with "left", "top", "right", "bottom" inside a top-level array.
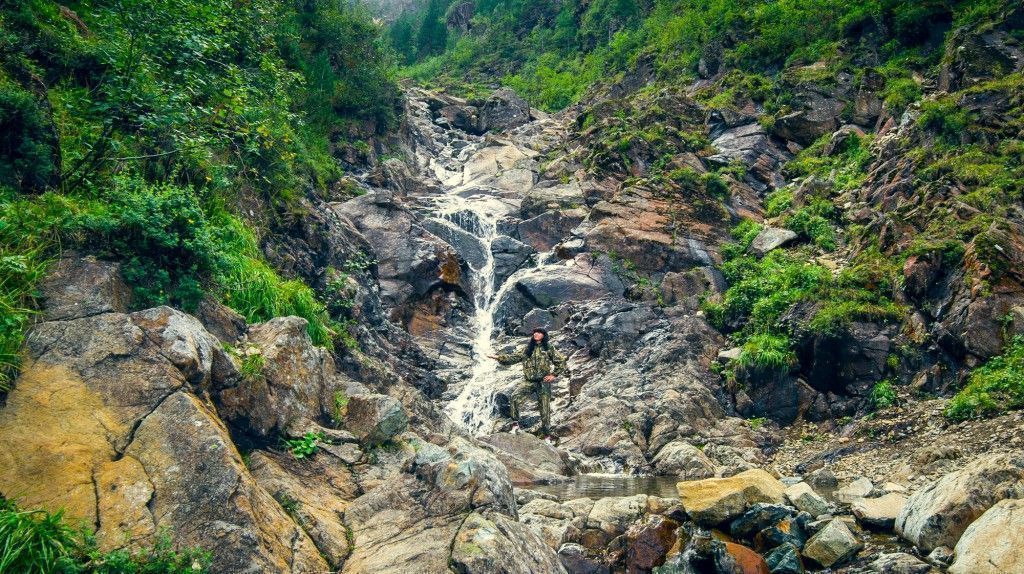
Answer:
[{"left": 432, "top": 194, "right": 513, "bottom": 434}]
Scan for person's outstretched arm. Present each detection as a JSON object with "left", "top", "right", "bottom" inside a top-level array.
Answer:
[{"left": 493, "top": 348, "right": 525, "bottom": 365}]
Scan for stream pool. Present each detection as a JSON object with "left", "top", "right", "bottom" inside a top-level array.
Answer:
[{"left": 529, "top": 474, "right": 682, "bottom": 500}]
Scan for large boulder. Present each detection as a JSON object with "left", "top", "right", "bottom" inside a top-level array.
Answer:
[
  {"left": 939, "top": 27, "right": 1024, "bottom": 92},
  {"left": 451, "top": 511, "right": 568, "bottom": 574},
  {"left": 677, "top": 469, "right": 787, "bottom": 525},
  {"left": 218, "top": 316, "right": 340, "bottom": 438},
  {"left": 125, "top": 392, "right": 328, "bottom": 573},
  {"left": 248, "top": 451, "right": 359, "bottom": 568},
  {"left": 895, "top": 453, "right": 1024, "bottom": 552},
  {"left": 625, "top": 514, "right": 681, "bottom": 574},
  {"left": 949, "top": 498, "right": 1024, "bottom": 574},
  {"left": 38, "top": 254, "right": 132, "bottom": 321},
  {"left": 521, "top": 182, "right": 585, "bottom": 218}
]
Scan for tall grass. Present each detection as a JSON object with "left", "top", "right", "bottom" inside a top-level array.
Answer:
[
  {"left": 0, "top": 497, "right": 210, "bottom": 573},
  {"left": 214, "top": 215, "right": 334, "bottom": 347}
]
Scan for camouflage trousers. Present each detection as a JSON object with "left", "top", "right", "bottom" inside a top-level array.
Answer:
[{"left": 509, "top": 378, "right": 552, "bottom": 434}]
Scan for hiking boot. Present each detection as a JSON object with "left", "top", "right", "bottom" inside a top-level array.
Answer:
[
  {"left": 510, "top": 423, "right": 520, "bottom": 434},
  {"left": 544, "top": 435, "right": 555, "bottom": 445}
]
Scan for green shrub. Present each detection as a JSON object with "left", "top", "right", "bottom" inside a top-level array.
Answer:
[
  {"left": 737, "top": 332, "right": 795, "bottom": 371},
  {"left": 871, "top": 379, "right": 897, "bottom": 410},
  {"left": 946, "top": 337, "right": 1024, "bottom": 420},
  {"left": 0, "top": 83, "right": 58, "bottom": 192}
]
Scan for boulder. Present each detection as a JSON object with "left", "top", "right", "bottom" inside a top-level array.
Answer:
[
  {"left": 729, "top": 503, "right": 795, "bottom": 540},
  {"left": 801, "top": 518, "right": 863, "bottom": 568},
  {"left": 770, "top": 90, "right": 845, "bottom": 146},
  {"left": 451, "top": 511, "right": 568, "bottom": 574},
  {"left": 519, "top": 498, "right": 578, "bottom": 549},
  {"left": 558, "top": 543, "right": 608, "bottom": 574},
  {"left": 660, "top": 268, "right": 724, "bottom": 309},
  {"left": 218, "top": 316, "right": 339, "bottom": 438},
  {"left": 585, "top": 495, "right": 649, "bottom": 546},
  {"left": 785, "top": 482, "right": 831, "bottom": 517},
  {"left": 510, "top": 255, "right": 624, "bottom": 310},
  {"left": 949, "top": 498, "right": 1024, "bottom": 574},
  {"left": 248, "top": 451, "right": 358, "bottom": 568},
  {"left": 492, "top": 235, "right": 535, "bottom": 285},
  {"left": 764, "top": 542, "right": 804, "bottom": 574},
  {"left": 38, "top": 254, "right": 132, "bottom": 321},
  {"left": 749, "top": 227, "right": 798, "bottom": 257},
  {"left": 437, "top": 104, "right": 481, "bottom": 134},
  {"left": 836, "top": 477, "right": 874, "bottom": 503},
  {"left": 677, "top": 469, "right": 787, "bottom": 525},
  {"left": 652, "top": 441, "right": 718, "bottom": 480},
  {"left": 939, "top": 27, "right": 1024, "bottom": 92},
  {"left": 521, "top": 182, "right": 585, "bottom": 218},
  {"left": 125, "top": 392, "right": 328, "bottom": 573},
  {"left": 870, "top": 552, "right": 931, "bottom": 574},
  {"left": 895, "top": 453, "right": 1024, "bottom": 552},
  {"left": 852, "top": 493, "right": 907, "bottom": 531},
  {"left": 518, "top": 209, "right": 586, "bottom": 252},
  {"left": 344, "top": 393, "right": 409, "bottom": 447},
  {"left": 482, "top": 432, "right": 568, "bottom": 484},
  {"left": 478, "top": 88, "right": 531, "bottom": 133},
  {"left": 625, "top": 514, "right": 681, "bottom": 574}
]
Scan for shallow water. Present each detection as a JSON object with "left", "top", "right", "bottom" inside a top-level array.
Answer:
[{"left": 529, "top": 474, "right": 681, "bottom": 500}]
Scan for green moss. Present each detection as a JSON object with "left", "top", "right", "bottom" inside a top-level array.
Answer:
[{"left": 946, "top": 337, "right": 1024, "bottom": 420}]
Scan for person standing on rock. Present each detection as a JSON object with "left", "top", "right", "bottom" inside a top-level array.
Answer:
[{"left": 490, "top": 328, "right": 567, "bottom": 441}]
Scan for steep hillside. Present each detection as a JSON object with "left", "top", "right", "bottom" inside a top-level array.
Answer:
[{"left": 2, "top": 1, "right": 1024, "bottom": 574}]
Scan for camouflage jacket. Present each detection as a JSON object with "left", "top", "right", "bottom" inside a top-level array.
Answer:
[{"left": 496, "top": 345, "right": 568, "bottom": 381}]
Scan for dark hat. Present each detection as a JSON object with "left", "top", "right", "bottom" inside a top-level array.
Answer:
[{"left": 531, "top": 327, "right": 548, "bottom": 336}]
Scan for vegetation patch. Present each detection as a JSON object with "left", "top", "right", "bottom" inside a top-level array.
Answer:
[
  {"left": 946, "top": 337, "right": 1024, "bottom": 421},
  {"left": 0, "top": 497, "right": 209, "bottom": 573}
]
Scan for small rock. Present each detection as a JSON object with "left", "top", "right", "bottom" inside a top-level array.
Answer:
[
  {"left": 870, "top": 552, "right": 931, "bottom": 574},
  {"left": 926, "top": 546, "right": 953, "bottom": 566},
  {"left": 801, "top": 518, "right": 863, "bottom": 568},
  {"left": 836, "top": 477, "right": 873, "bottom": 503},
  {"left": 806, "top": 468, "right": 838, "bottom": 491},
  {"left": 785, "top": 482, "right": 831, "bottom": 517},
  {"left": 764, "top": 542, "right": 804, "bottom": 574}
]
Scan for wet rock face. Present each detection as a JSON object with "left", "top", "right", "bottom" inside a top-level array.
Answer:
[{"left": 344, "top": 393, "right": 409, "bottom": 447}]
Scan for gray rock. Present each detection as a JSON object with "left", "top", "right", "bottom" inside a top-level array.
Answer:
[
  {"left": 521, "top": 181, "right": 585, "bottom": 219},
  {"left": 765, "top": 542, "right": 805, "bottom": 574},
  {"left": 749, "top": 227, "right": 798, "bottom": 257},
  {"left": 802, "top": 518, "right": 863, "bottom": 568},
  {"left": 451, "top": 511, "right": 568, "bottom": 574},
  {"left": 870, "top": 552, "right": 931, "bottom": 574},
  {"left": 558, "top": 543, "right": 608, "bottom": 574},
  {"left": 786, "top": 482, "right": 831, "bottom": 517},
  {"left": 836, "top": 477, "right": 874, "bottom": 503},
  {"left": 652, "top": 441, "right": 718, "bottom": 480},
  {"left": 482, "top": 432, "right": 568, "bottom": 485},
  {"left": 39, "top": 254, "right": 132, "bottom": 321},
  {"left": 478, "top": 88, "right": 531, "bottom": 133},
  {"left": 344, "top": 393, "right": 409, "bottom": 447},
  {"left": 126, "top": 392, "right": 328, "bottom": 573},
  {"left": 218, "top": 316, "right": 339, "bottom": 438}
]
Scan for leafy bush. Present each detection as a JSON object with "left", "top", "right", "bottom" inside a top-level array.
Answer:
[
  {"left": 284, "top": 431, "right": 325, "bottom": 459},
  {"left": 946, "top": 337, "right": 1024, "bottom": 420},
  {"left": 0, "top": 497, "right": 209, "bottom": 573},
  {"left": 871, "top": 379, "right": 897, "bottom": 410}
]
